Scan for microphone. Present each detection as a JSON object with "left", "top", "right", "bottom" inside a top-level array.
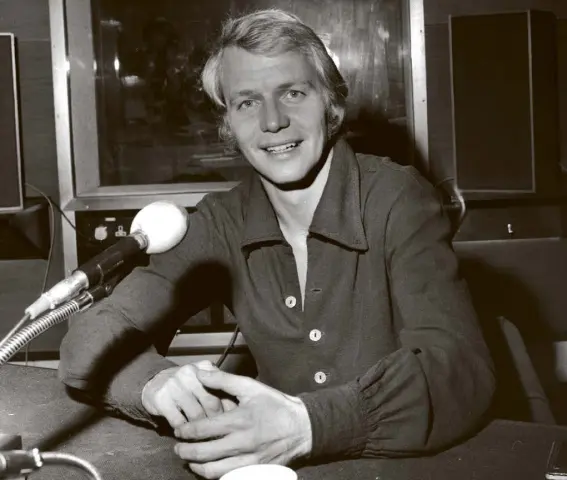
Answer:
[
  {"left": 25, "top": 201, "right": 189, "bottom": 320},
  {"left": 0, "top": 449, "right": 103, "bottom": 479}
]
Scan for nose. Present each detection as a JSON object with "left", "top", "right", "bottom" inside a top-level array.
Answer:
[{"left": 260, "top": 99, "right": 290, "bottom": 133}]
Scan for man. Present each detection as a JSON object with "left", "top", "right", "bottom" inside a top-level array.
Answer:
[{"left": 59, "top": 8, "right": 495, "bottom": 480}]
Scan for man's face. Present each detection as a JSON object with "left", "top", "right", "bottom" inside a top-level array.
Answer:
[{"left": 221, "top": 47, "right": 329, "bottom": 188}]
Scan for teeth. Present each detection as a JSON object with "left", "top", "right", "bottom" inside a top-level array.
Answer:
[{"left": 265, "top": 142, "right": 298, "bottom": 153}]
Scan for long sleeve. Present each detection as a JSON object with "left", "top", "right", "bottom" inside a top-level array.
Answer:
[
  {"left": 299, "top": 172, "right": 496, "bottom": 459},
  {"left": 58, "top": 197, "right": 231, "bottom": 423}
]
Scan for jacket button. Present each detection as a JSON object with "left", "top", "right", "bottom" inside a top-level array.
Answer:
[
  {"left": 309, "top": 329, "right": 322, "bottom": 342},
  {"left": 285, "top": 296, "right": 297, "bottom": 308},
  {"left": 314, "top": 371, "right": 327, "bottom": 384}
]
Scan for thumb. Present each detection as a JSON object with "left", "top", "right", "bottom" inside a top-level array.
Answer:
[{"left": 196, "top": 368, "right": 257, "bottom": 399}]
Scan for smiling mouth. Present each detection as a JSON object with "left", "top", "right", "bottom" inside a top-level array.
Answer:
[{"left": 262, "top": 141, "right": 301, "bottom": 154}]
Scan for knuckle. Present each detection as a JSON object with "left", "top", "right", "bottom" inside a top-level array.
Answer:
[
  {"left": 153, "top": 389, "right": 168, "bottom": 406},
  {"left": 178, "top": 364, "right": 198, "bottom": 378},
  {"left": 186, "top": 409, "right": 205, "bottom": 422},
  {"left": 159, "top": 377, "right": 177, "bottom": 393},
  {"left": 221, "top": 398, "right": 237, "bottom": 412},
  {"left": 161, "top": 367, "right": 181, "bottom": 383},
  {"left": 232, "top": 415, "right": 248, "bottom": 429},
  {"left": 195, "top": 359, "right": 213, "bottom": 368},
  {"left": 176, "top": 423, "right": 191, "bottom": 438},
  {"left": 202, "top": 395, "right": 222, "bottom": 410},
  {"left": 178, "top": 422, "right": 197, "bottom": 438}
]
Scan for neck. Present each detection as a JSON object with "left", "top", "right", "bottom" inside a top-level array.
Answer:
[{"left": 262, "top": 148, "right": 334, "bottom": 237}]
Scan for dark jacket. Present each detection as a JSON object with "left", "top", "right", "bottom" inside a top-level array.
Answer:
[{"left": 59, "top": 139, "right": 495, "bottom": 460}]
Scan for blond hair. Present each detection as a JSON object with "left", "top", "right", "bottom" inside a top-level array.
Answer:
[{"left": 201, "top": 9, "right": 348, "bottom": 140}]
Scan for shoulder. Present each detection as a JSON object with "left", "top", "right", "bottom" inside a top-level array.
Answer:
[
  {"left": 192, "top": 180, "right": 250, "bottom": 233},
  {"left": 355, "top": 153, "right": 437, "bottom": 212}
]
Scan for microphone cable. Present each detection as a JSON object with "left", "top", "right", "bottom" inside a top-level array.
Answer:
[
  {"left": 215, "top": 325, "right": 240, "bottom": 369},
  {"left": 0, "top": 448, "right": 103, "bottom": 480}
]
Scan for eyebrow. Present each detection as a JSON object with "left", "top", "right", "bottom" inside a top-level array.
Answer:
[{"left": 229, "top": 81, "right": 314, "bottom": 103}]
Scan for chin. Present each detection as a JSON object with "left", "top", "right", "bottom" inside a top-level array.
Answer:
[
  {"left": 262, "top": 167, "right": 317, "bottom": 190},
  {"left": 248, "top": 143, "right": 328, "bottom": 190}
]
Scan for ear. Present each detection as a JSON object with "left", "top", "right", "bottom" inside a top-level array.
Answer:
[
  {"left": 219, "top": 114, "right": 239, "bottom": 152},
  {"left": 219, "top": 114, "right": 232, "bottom": 141},
  {"left": 327, "top": 103, "right": 346, "bottom": 137}
]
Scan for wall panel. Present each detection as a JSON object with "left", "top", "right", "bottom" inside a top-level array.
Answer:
[{"left": 0, "top": 0, "right": 63, "bottom": 349}]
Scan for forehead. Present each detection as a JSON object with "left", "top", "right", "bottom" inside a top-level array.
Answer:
[{"left": 220, "top": 47, "right": 319, "bottom": 98}]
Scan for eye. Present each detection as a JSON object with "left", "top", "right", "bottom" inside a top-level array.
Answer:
[
  {"left": 237, "top": 99, "right": 256, "bottom": 111},
  {"left": 285, "top": 90, "right": 306, "bottom": 101}
]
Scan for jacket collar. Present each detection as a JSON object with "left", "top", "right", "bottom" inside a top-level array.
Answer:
[{"left": 240, "top": 139, "right": 368, "bottom": 252}]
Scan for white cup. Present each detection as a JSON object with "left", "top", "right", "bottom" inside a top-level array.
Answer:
[{"left": 220, "top": 464, "right": 297, "bottom": 480}]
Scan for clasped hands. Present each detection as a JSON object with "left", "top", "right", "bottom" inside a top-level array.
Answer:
[{"left": 141, "top": 361, "right": 312, "bottom": 479}]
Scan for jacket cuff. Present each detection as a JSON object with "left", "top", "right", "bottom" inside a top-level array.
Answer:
[
  {"left": 103, "top": 354, "right": 177, "bottom": 423},
  {"left": 59, "top": 351, "right": 177, "bottom": 426},
  {"left": 298, "top": 381, "right": 367, "bottom": 459}
]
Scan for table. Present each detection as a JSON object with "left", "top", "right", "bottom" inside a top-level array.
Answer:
[{"left": 1, "top": 364, "right": 566, "bottom": 480}]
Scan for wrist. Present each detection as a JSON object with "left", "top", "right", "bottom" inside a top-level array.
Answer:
[
  {"left": 290, "top": 396, "right": 313, "bottom": 459},
  {"left": 141, "top": 377, "right": 156, "bottom": 414},
  {"left": 141, "top": 366, "right": 176, "bottom": 415}
]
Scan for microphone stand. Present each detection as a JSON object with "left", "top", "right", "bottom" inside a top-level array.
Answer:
[
  {"left": 0, "top": 283, "right": 113, "bottom": 480},
  {"left": 0, "top": 284, "right": 111, "bottom": 368}
]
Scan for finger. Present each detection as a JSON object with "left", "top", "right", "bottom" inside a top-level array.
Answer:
[
  {"left": 191, "top": 383, "right": 224, "bottom": 417},
  {"left": 156, "top": 397, "right": 188, "bottom": 429},
  {"left": 221, "top": 398, "right": 238, "bottom": 412},
  {"left": 188, "top": 454, "right": 259, "bottom": 480},
  {"left": 175, "top": 410, "right": 240, "bottom": 440},
  {"left": 174, "top": 390, "right": 208, "bottom": 422},
  {"left": 196, "top": 369, "right": 256, "bottom": 398},
  {"left": 175, "top": 434, "right": 253, "bottom": 462},
  {"left": 174, "top": 366, "right": 222, "bottom": 418}
]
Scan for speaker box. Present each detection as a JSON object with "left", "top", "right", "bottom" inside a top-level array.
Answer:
[
  {"left": 0, "top": 33, "right": 24, "bottom": 213},
  {"left": 449, "top": 11, "right": 559, "bottom": 195}
]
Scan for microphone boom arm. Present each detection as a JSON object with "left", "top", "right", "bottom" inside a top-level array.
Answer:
[{"left": 0, "top": 284, "right": 112, "bottom": 367}]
